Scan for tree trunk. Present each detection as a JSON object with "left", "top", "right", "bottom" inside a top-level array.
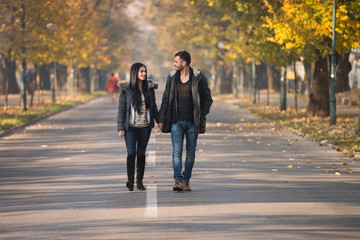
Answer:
[
  {"left": 266, "top": 64, "right": 271, "bottom": 105},
  {"left": 358, "top": 105, "right": 360, "bottom": 134},
  {"left": 242, "top": 64, "right": 250, "bottom": 91},
  {"left": 215, "top": 61, "right": 232, "bottom": 94},
  {"left": 214, "top": 62, "right": 221, "bottom": 94},
  {"left": 294, "top": 61, "right": 298, "bottom": 112},
  {"left": 306, "top": 56, "right": 329, "bottom": 117},
  {"left": 303, "top": 60, "right": 312, "bottom": 95},
  {"left": 255, "top": 62, "right": 266, "bottom": 103},
  {"left": 335, "top": 53, "right": 351, "bottom": 93},
  {"left": 221, "top": 62, "right": 233, "bottom": 94},
  {"left": 238, "top": 66, "right": 244, "bottom": 94},
  {"left": 39, "top": 64, "right": 51, "bottom": 90},
  {"left": 5, "top": 57, "right": 19, "bottom": 94},
  {"left": 78, "top": 67, "right": 90, "bottom": 93},
  {"left": 55, "top": 63, "right": 68, "bottom": 91},
  {"left": 267, "top": 65, "right": 280, "bottom": 92},
  {"left": 98, "top": 69, "right": 107, "bottom": 90},
  {"left": 256, "top": 62, "right": 267, "bottom": 90},
  {"left": 0, "top": 56, "right": 5, "bottom": 94},
  {"left": 267, "top": 64, "right": 274, "bottom": 92}
]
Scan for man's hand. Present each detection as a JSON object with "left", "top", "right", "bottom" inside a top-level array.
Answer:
[
  {"left": 158, "top": 123, "right": 163, "bottom": 131},
  {"left": 118, "top": 131, "right": 125, "bottom": 137}
]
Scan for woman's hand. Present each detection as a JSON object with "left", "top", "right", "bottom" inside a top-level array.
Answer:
[
  {"left": 158, "top": 123, "right": 163, "bottom": 131},
  {"left": 118, "top": 131, "right": 125, "bottom": 137}
]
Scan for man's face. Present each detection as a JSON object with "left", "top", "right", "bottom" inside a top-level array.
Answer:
[{"left": 173, "top": 56, "right": 186, "bottom": 71}]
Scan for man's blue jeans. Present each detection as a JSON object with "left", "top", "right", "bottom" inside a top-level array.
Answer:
[{"left": 171, "top": 121, "right": 198, "bottom": 183}]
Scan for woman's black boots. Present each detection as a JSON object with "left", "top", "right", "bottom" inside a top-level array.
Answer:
[
  {"left": 136, "top": 155, "right": 146, "bottom": 190},
  {"left": 126, "top": 155, "right": 136, "bottom": 191},
  {"left": 126, "top": 155, "right": 146, "bottom": 191}
]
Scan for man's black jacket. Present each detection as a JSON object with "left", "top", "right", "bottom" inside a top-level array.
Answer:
[{"left": 159, "top": 67, "right": 213, "bottom": 134}]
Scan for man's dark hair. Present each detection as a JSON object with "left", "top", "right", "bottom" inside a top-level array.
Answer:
[{"left": 175, "top": 50, "right": 191, "bottom": 66}]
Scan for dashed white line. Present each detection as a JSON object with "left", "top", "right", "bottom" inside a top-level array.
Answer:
[
  {"left": 145, "top": 134, "right": 158, "bottom": 217},
  {"left": 147, "top": 151, "right": 156, "bottom": 167},
  {"left": 144, "top": 183, "right": 158, "bottom": 218}
]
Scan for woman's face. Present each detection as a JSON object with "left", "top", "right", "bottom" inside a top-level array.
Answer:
[{"left": 138, "top": 66, "right": 147, "bottom": 81}]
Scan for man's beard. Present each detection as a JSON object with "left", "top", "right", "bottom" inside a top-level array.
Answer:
[{"left": 176, "top": 65, "right": 183, "bottom": 71}]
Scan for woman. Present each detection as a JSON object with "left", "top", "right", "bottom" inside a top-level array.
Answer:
[{"left": 117, "top": 63, "right": 159, "bottom": 191}]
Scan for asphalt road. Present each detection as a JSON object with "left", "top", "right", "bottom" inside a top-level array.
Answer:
[{"left": 0, "top": 92, "right": 359, "bottom": 239}]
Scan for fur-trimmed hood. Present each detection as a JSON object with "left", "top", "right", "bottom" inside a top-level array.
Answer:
[
  {"left": 118, "top": 79, "right": 157, "bottom": 90},
  {"left": 169, "top": 66, "right": 201, "bottom": 78},
  {"left": 117, "top": 80, "right": 129, "bottom": 88}
]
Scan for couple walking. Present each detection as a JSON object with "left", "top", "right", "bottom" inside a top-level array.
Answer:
[{"left": 117, "top": 50, "right": 213, "bottom": 192}]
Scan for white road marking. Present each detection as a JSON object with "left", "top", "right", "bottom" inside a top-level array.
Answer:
[
  {"left": 144, "top": 184, "right": 158, "bottom": 218},
  {"left": 147, "top": 133, "right": 156, "bottom": 166},
  {"left": 147, "top": 151, "right": 156, "bottom": 167},
  {"left": 144, "top": 133, "right": 157, "bottom": 217}
]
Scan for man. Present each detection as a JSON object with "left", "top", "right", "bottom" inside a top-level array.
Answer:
[
  {"left": 26, "top": 63, "right": 35, "bottom": 107},
  {"left": 159, "top": 50, "right": 213, "bottom": 191}
]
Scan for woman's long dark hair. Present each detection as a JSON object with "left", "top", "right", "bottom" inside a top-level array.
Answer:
[{"left": 129, "top": 63, "right": 150, "bottom": 114}]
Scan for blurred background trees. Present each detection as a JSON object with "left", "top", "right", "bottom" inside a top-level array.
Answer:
[
  {"left": 0, "top": 0, "right": 359, "bottom": 121},
  {"left": 144, "top": 0, "right": 360, "bottom": 118},
  {"left": 0, "top": 0, "right": 135, "bottom": 98}
]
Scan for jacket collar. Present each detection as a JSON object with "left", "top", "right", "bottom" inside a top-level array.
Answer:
[{"left": 170, "top": 66, "right": 201, "bottom": 78}]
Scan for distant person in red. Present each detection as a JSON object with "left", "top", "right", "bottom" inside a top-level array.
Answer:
[{"left": 106, "top": 73, "right": 119, "bottom": 103}]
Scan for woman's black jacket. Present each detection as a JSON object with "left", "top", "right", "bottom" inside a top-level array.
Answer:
[{"left": 117, "top": 80, "right": 159, "bottom": 131}]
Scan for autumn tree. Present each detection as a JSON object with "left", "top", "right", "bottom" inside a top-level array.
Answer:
[
  {"left": 263, "top": 0, "right": 360, "bottom": 117},
  {"left": 0, "top": 0, "right": 136, "bottom": 100},
  {"left": 0, "top": 1, "right": 24, "bottom": 95}
]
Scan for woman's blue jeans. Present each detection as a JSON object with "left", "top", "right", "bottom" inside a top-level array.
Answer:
[
  {"left": 171, "top": 121, "right": 198, "bottom": 183},
  {"left": 124, "top": 126, "right": 151, "bottom": 156}
]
